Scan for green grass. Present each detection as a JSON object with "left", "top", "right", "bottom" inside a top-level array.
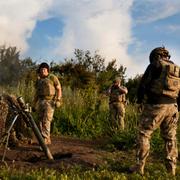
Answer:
[
  {"left": 0, "top": 157, "right": 179, "bottom": 180},
  {"left": 1, "top": 82, "right": 180, "bottom": 179}
]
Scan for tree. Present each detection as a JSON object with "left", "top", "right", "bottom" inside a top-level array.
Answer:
[
  {"left": 125, "top": 74, "right": 142, "bottom": 103},
  {"left": 0, "top": 46, "right": 21, "bottom": 86},
  {"left": 50, "top": 49, "right": 127, "bottom": 93},
  {"left": 52, "top": 49, "right": 105, "bottom": 89},
  {"left": 97, "top": 59, "right": 127, "bottom": 92}
]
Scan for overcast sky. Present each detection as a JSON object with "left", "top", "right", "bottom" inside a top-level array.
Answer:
[{"left": 0, "top": 0, "right": 180, "bottom": 79}]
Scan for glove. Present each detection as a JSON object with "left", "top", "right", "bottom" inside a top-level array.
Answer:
[{"left": 55, "top": 99, "right": 63, "bottom": 108}]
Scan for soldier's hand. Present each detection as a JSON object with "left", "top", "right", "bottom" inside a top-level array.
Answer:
[{"left": 55, "top": 99, "right": 63, "bottom": 108}]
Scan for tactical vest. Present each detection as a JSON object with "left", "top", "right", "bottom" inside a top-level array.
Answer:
[
  {"left": 36, "top": 74, "right": 56, "bottom": 99},
  {"left": 150, "top": 60, "right": 180, "bottom": 99},
  {"left": 110, "top": 85, "right": 126, "bottom": 103}
]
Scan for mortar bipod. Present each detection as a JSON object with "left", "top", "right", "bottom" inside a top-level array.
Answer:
[
  {"left": 0, "top": 96, "right": 54, "bottom": 161},
  {"left": 0, "top": 114, "right": 19, "bottom": 161}
]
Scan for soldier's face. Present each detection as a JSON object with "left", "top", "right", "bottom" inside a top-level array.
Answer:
[
  {"left": 114, "top": 81, "right": 121, "bottom": 86},
  {"left": 40, "top": 67, "right": 49, "bottom": 77}
]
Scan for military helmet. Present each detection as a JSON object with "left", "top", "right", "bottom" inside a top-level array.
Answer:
[
  {"left": 37, "top": 62, "right": 50, "bottom": 73},
  {"left": 113, "top": 76, "right": 121, "bottom": 83},
  {"left": 149, "top": 47, "right": 170, "bottom": 63}
]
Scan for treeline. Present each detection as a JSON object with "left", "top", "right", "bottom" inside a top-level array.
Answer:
[{"left": 0, "top": 45, "right": 141, "bottom": 103}]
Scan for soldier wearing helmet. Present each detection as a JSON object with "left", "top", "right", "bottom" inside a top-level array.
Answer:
[
  {"left": 130, "top": 47, "right": 180, "bottom": 175},
  {"left": 33, "top": 62, "right": 62, "bottom": 145},
  {"left": 107, "top": 76, "right": 128, "bottom": 130},
  {"left": 149, "top": 46, "right": 171, "bottom": 63}
]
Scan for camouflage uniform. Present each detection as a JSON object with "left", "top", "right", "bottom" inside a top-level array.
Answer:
[
  {"left": 131, "top": 47, "right": 180, "bottom": 175},
  {"left": 136, "top": 103, "right": 178, "bottom": 175},
  {"left": 108, "top": 78, "right": 127, "bottom": 130},
  {"left": 0, "top": 94, "right": 30, "bottom": 147},
  {"left": 34, "top": 68, "right": 61, "bottom": 145}
]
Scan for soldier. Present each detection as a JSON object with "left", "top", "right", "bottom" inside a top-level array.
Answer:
[
  {"left": 107, "top": 77, "right": 128, "bottom": 130},
  {"left": 33, "top": 62, "right": 62, "bottom": 145},
  {"left": 129, "top": 47, "right": 180, "bottom": 175},
  {"left": 0, "top": 94, "right": 30, "bottom": 147}
]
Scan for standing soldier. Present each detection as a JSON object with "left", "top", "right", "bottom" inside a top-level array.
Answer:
[
  {"left": 33, "top": 62, "right": 62, "bottom": 145},
  {"left": 130, "top": 47, "right": 180, "bottom": 175},
  {"left": 107, "top": 77, "right": 128, "bottom": 130}
]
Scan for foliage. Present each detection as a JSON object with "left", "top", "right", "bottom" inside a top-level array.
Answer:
[
  {"left": 0, "top": 46, "right": 37, "bottom": 87},
  {"left": 52, "top": 86, "right": 109, "bottom": 138},
  {"left": 125, "top": 75, "right": 142, "bottom": 103},
  {"left": 0, "top": 160, "right": 179, "bottom": 179},
  {"left": 0, "top": 46, "right": 21, "bottom": 87},
  {"left": 97, "top": 59, "right": 127, "bottom": 93},
  {"left": 51, "top": 49, "right": 127, "bottom": 93},
  {"left": 51, "top": 49, "right": 105, "bottom": 89},
  {"left": 0, "top": 45, "right": 179, "bottom": 179}
]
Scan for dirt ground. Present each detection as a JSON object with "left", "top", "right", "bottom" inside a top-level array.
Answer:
[
  {"left": 1, "top": 135, "right": 178, "bottom": 176},
  {"left": 0, "top": 135, "right": 117, "bottom": 171}
]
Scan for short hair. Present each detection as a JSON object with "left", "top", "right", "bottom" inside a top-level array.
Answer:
[{"left": 37, "top": 62, "right": 50, "bottom": 73}]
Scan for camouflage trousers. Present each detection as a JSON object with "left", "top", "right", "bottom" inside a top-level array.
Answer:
[
  {"left": 136, "top": 103, "right": 178, "bottom": 174},
  {"left": 109, "top": 102, "right": 125, "bottom": 130},
  {"left": 37, "top": 99, "right": 55, "bottom": 144}
]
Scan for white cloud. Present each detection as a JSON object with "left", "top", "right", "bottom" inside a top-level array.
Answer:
[
  {"left": 166, "top": 25, "right": 180, "bottom": 32},
  {"left": 51, "top": 0, "right": 134, "bottom": 69},
  {"left": 0, "top": 0, "right": 179, "bottom": 79},
  {"left": 133, "top": 0, "right": 180, "bottom": 23},
  {"left": 0, "top": 0, "right": 53, "bottom": 53}
]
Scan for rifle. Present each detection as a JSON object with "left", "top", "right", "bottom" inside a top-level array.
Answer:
[{"left": 1, "top": 96, "right": 54, "bottom": 161}]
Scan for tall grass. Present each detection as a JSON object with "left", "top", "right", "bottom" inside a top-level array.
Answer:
[
  {"left": 53, "top": 86, "right": 110, "bottom": 138},
  {"left": 2, "top": 80, "right": 179, "bottom": 151}
]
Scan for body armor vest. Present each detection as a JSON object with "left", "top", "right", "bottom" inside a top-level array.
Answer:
[
  {"left": 110, "top": 85, "right": 126, "bottom": 103},
  {"left": 36, "top": 74, "right": 56, "bottom": 98},
  {"left": 150, "top": 60, "right": 180, "bottom": 99}
]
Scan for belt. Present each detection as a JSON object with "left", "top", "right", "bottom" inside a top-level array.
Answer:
[{"left": 38, "top": 95, "right": 54, "bottom": 100}]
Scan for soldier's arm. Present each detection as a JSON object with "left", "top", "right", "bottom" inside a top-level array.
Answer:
[
  {"left": 137, "top": 63, "right": 162, "bottom": 104},
  {"left": 137, "top": 65, "right": 152, "bottom": 104},
  {"left": 119, "top": 86, "right": 128, "bottom": 94},
  {"left": 56, "top": 84, "right": 62, "bottom": 100},
  {"left": 53, "top": 75, "right": 62, "bottom": 100}
]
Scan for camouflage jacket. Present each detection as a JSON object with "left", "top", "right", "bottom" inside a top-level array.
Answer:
[{"left": 108, "top": 84, "right": 127, "bottom": 104}]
